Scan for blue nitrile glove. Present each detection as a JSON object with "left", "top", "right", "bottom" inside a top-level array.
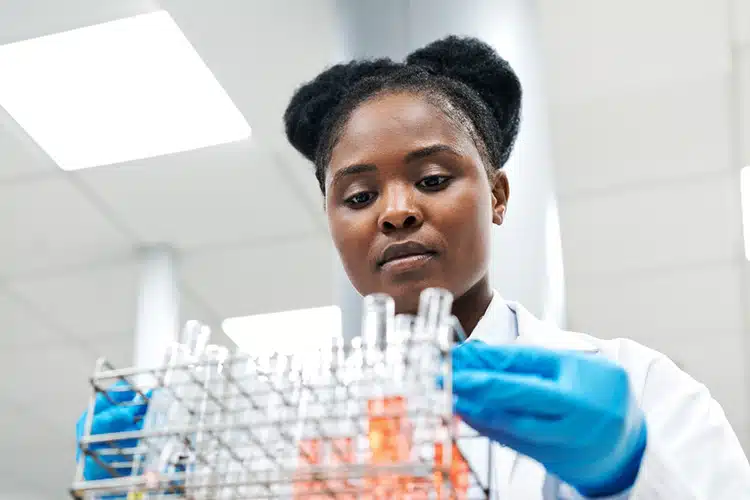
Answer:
[
  {"left": 75, "top": 380, "right": 150, "bottom": 481},
  {"left": 450, "top": 342, "right": 647, "bottom": 497}
]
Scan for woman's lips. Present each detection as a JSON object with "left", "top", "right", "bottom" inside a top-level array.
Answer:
[{"left": 379, "top": 252, "right": 436, "bottom": 273}]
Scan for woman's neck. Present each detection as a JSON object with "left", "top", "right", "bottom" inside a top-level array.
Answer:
[{"left": 451, "top": 276, "right": 494, "bottom": 337}]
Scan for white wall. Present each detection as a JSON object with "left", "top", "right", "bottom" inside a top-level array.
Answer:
[{"left": 538, "top": 0, "right": 750, "bottom": 448}]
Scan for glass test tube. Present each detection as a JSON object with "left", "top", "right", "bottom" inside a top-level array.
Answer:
[
  {"left": 362, "top": 293, "right": 395, "bottom": 350},
  {"left": 271, "top": 353, "right": 295, "bottom": 498},
  {"left": 364, "top": 294, "right": 416, "bottom": 497},
  {"left": 134, "top": 343, "right": 191, "bottom": 492},
  {"left": 343, "top": 336, "right": 369, "bottom": 481},
  {"left": 328, "top": 335, "right": 356, "bottom": 498},
  {"left": 242, "top": 353, "right": 276, "bottom": 496},
  {"left": 417, "top": 288, "right": 465, "bottom": 498},
  {"left": 293, "top": 350, "right": 324, "bottom": 499},
  {"left": 191, "top": 345, "right": 229, "bottom": 498},
  {"left": 222, "top": 353, "right": 251, "bottom": 498}
]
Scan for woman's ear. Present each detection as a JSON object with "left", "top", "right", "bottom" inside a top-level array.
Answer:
[{"left": 490, "top": 170, "right": 509, "bottom": 225}]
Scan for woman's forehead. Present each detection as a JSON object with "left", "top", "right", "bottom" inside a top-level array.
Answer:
[{"left": 330, "top": 93, "right": 474, "bottom": 165}]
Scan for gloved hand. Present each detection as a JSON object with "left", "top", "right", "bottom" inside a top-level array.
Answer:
[
  {"left": 75, "top": 380, "right": 150, "bottom": 481},
  {"left": 450, "top": 341, "right": 647, "bottom": 497}
]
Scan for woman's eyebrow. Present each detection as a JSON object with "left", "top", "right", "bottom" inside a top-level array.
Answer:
[
  {"left": 330, "top": 163, "right": 376, "bottom": 189},
  {"left": 329, "top": 144, "right": 460, "bottom": 189},
  {"left": 404, "top": 144, "right": 461, "bottom": 163}
]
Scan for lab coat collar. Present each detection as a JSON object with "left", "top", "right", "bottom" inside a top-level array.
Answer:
[
  {"left": 466, "top": 290, "right": 518, "bottom": 345},
  {"left": 508, "top": 300, "right": 599, "bottom": 353},
  {"left": 467, "top": 291, "right": 599, "bottom": 354}
]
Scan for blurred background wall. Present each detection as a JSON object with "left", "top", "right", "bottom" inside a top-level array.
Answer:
[{"left": 0, "top": 0, "right": 747, "bottom": 498}]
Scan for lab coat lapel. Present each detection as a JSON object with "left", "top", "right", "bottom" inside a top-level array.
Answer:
[{"left": 508, "top": 301, "right": 599, "bottom": 354}]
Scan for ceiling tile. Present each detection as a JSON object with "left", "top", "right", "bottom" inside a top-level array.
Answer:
[
  {"left": 559, "top": 172, "right": 742, "bottom": 276},
  {"left": 181, "top": 235, "right": 335, "bottom": 321},
  {"left": 0, "top": 176, "right": 131, "bottom": 278},
  {"left": 0, "top": 403, "right": 72, "bottom": 499},
  {"left": 162, "top": 0, "right": 343, "bottom": 139},
  {"left": 0, "top": 106, "right": 59, "bottom": 182},
  {"left": 0, "top": 288, "right": 66, "bottom": 347},
  {"left": 0, "top": 343, "right": 94, "bottom": 439},
  {"left": 0, "top": 0, "right": 158, "bottom": 45},
  {"left": 538, "top": 0, "right": 730, "bottom": 102},
  {"left": 551, "top": 76, "right": 732, "bottom": 195},
  {"left": 9, "top": 258, "right": 228, "bottom": 346},
  {"left": 10, "top": 261, "right": 139, "bottom": 343},
  {"left": 271, "top": 145, "right": 327, "bottom": 231},
  {"left": 76, "top": 142, "right": 321, "bottom": 251}
]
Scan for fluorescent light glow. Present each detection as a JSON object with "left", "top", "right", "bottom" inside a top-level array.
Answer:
[
  {"left": 742, "top": 166, "right": 750, "bottom": 261},
  {"left": 0, "top": 11, "right": 251, "bottom": 171},
  {"left": 222, "top": 306, "right": 342, "bottom": 355}
]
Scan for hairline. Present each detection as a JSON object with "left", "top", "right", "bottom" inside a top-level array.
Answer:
[{"left": 316, "top": 86, "right": 496, "bottom": 194}]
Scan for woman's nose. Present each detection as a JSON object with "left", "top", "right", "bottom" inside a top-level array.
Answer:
[{"left": 377, "top": 186, "right": 423, "bottom": 232}]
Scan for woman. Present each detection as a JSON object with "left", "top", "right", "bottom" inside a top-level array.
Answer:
[
  {"left": 281, "top": 35, "right": 750, "bottom": 498},
  {"left": 78, "top": 36, "right": 749, "bottom": 498}
]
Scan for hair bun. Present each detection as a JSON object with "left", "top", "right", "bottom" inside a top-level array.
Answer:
[
  {"left": 284, "top": 59, "right": 397, "bottom": 162},
  {"left": 406, "top": 36, "right": 522, "bottom": 162}
]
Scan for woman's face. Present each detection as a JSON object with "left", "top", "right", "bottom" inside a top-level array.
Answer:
[{"left": 325, "top": 92, "right": 508, "bottom": 313}]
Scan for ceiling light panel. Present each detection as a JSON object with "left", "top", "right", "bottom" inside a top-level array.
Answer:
[{"left": 0, "top": 11, "right": 251, "bottom": 171}]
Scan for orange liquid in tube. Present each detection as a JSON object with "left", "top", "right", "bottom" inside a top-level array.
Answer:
[
  {"left": 365, "top": 399, "right": 469, "bottom": 498},
  {"left": 365, "top": 396, "right": 470, "bottom": 499},
  {"left": 294, "top": 438, "right": 324, "bottom": 499},
  {"left": 367, "top": 395, "right": 412, "bottom": 499},
  {"left": 433, "top": 440, "right": 470, "bottom": 500},
  {"left": 328, "top": 437, "right": 355, "bottom": 500}
]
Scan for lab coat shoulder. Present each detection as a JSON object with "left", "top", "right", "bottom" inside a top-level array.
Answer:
[{"left": 508, "top": 301, "right": 750, "bottom": 499}]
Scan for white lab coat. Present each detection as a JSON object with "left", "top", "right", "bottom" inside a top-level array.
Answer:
[{"left": 458, "top": 293, "right": 750, "bottom": 499}]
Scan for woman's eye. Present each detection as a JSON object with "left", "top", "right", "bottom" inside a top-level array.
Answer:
[
  {"left": 344, "top": 191, "right": 375, "bottom": 207},
  {"left": 417, "top": 175, "right": 451, "bottom": 190}
]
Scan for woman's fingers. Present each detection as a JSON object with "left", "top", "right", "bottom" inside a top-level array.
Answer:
[
  {"left": 90, "top": 404, "right": 147, "bottom": 436},
  {"left": 452, "top": 370, "right": 571, "bottom": 419},
  {"left": 452, "top": 343, "right": 561, "bottom": 380}
]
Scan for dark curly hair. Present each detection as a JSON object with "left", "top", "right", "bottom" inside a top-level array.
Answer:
[{"left": 284, "top": 36, "right": 522, "bottom": 194}]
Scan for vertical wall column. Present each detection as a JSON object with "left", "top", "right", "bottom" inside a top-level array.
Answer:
[
  {"left": 731, "top": 1, "right": 750, "bottom": 435},
  {"left": 133, "top": 245, "right": 180, "bottom": 369},
  {"left": 332, "top": 0, "right": 565, "bottom": 340}
]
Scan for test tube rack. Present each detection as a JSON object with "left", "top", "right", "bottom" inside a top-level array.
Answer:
[{"left": 71, "top": 288, "right": 491, "bottom": 499}]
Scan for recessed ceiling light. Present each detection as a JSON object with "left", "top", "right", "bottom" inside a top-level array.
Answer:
[
  {"left": 0, "top": 11, "right": 251, "bottom": 171},
  {"left": 222, "top": 306, "right": 342, "bottom": 355}
]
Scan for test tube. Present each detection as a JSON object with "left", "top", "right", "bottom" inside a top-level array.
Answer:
[
  {"left": 293, "top": 350, "right": 324, "bottom": 499},
  {"left": 243, "top": 353, "right": 277, "bottom": 496},
  {"left": 362, "top": 293, "right": 395, "bottom": 357},
  {"left": 417, "top": 288, "right": 454, "bottom": 349},
  {"left": 392, "top": 314, "right": 416, "bottom": 387},
  {"left": 417, "top": 288, "right": 455, "bottom": 493},
  {"left": 326, "top": 334, "right": 355, "bottom": 496},
  {"left": 134, "top": 343, "right": 191, "bottom": 486},
  {"left": 344, "top": 336, "right": 368, "bottom": 472},
  {"left": 192, "top": 344, "right": 229, "bottom": 498},
  {"left": 179, "top": 320, "right": 211, "bottom": 359}
]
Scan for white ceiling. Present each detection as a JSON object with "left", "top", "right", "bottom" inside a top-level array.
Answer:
[
  {"left": 0, "top": 1, "right": 341, "bottom": 497},
  {"left": 0, "top": 0, "right": 748, "bottom": 498}
]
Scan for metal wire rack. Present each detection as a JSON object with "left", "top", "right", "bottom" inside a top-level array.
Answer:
[{"left": 72, "top": 288, "right": 492, "bottom": 499}]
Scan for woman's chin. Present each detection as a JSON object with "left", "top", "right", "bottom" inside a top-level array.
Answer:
[{"left": 383, "top": 280, "right": 453, "bottom": 315}]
